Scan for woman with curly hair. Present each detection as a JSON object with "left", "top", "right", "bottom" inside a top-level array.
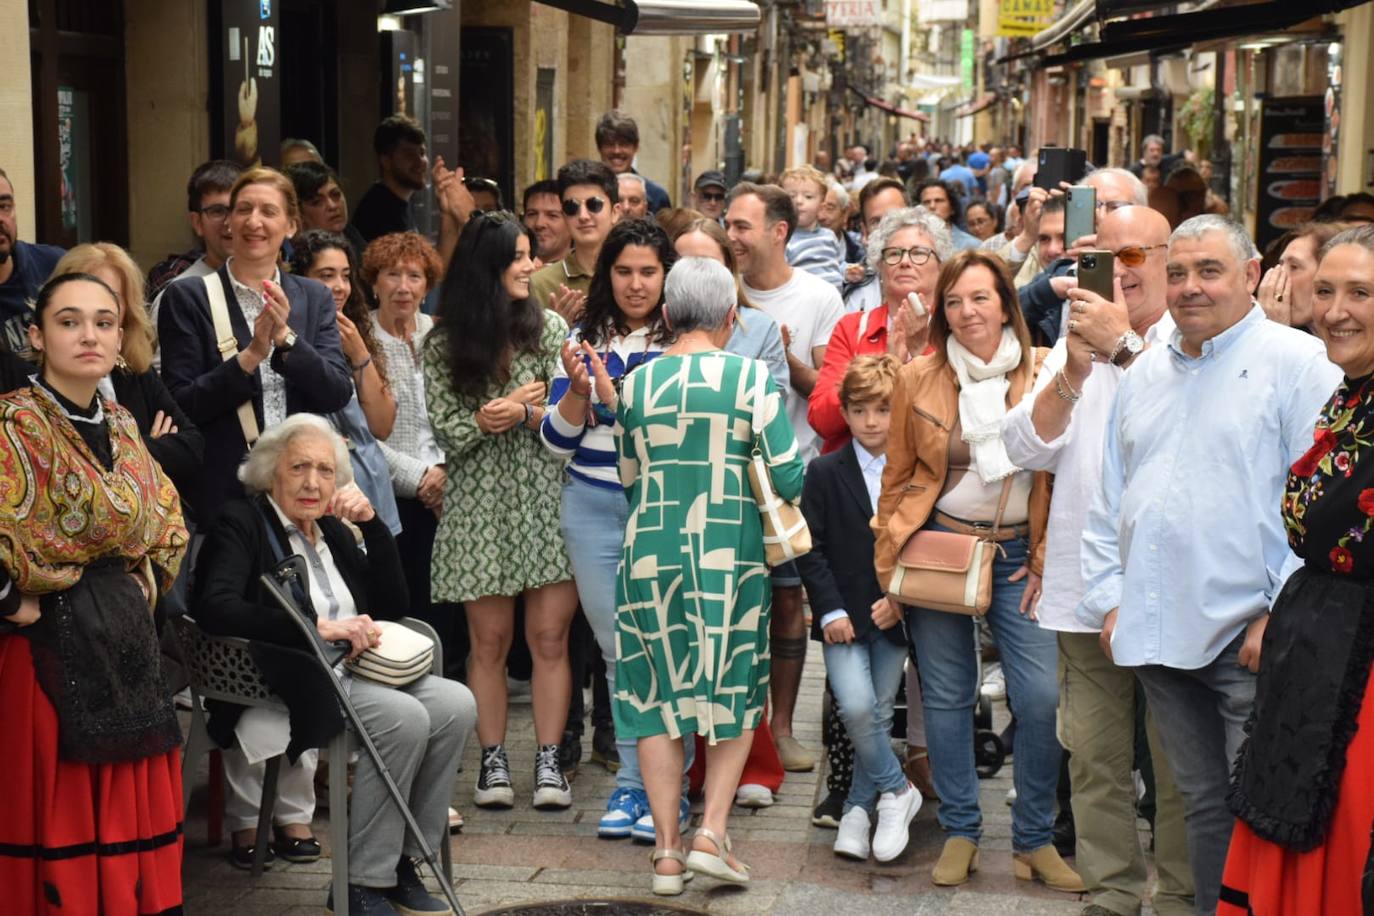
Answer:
[{"left": 425, "top": 211, "right": 578, "bottom": 811}]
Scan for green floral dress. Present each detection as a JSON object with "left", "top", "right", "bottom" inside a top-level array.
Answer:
[
  {"left": 612, "top": 351, "right": 804, "bottom": 744},
  {"left": 424, "top": 313, "right": 573, "bottom": 603}
]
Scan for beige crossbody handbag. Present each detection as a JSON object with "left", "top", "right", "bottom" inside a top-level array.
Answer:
[
  {"left": 745, "top": 365, "right": 812, "bottom": 566},
  {"left": 346, "top": 621, "right": 434, "bottom": 687},
  {"left": 887, "top": 474, "right": 1013, "bottom": 616},
  {"left": 204, "top": 274, "right": 260, "bottom": 446}
]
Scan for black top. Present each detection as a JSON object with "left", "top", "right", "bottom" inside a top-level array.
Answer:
[
  {"left": 0, "top": 241, "right": 65, "bottom": 353},
  {"left": 350, "top": 182, "right": 416, "bottom": 244}
]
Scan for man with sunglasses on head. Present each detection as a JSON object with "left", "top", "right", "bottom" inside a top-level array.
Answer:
[
  {"left": 529, "top": 159, "right": 619, "bottom": 321},
  {"left": 1002, "top": 204, "right": 1197, "bottom": 916},
  {"left": 465, "top": 176, "right": 503, "bottom": 214},
  {"left": 692, "top": 171, "right": 728, "bottom": 222},
  {"left": 522, "top": 179, "right": 572, "bottom": 266}
]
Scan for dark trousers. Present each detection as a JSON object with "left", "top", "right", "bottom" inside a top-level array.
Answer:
[{"left": 394, "top": 497, "right": 467, "bottom": 677}]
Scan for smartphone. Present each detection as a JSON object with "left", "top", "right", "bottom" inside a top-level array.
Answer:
[
  {"left": 1035, "top": 147, "right": 1088, "bottom": 190},
  {"left": 1064, "top": 185, "right": 1096, "bottom": 248},
  {"left": 1077, "top": 250, "right": 1115, "bottom": 300}
]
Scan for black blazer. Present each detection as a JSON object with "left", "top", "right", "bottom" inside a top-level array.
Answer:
[
  {"left": 110, "top": 366, "right": 204, "bottom": 519},
  {"left": 797, "top": 445, "right": 906, "bottom": 646},
  {"left": 156, "top": 266, "right": 353, "bottom": 521},
  {"left": 193, "top": 495, "right": 410, "bottom": 756}
]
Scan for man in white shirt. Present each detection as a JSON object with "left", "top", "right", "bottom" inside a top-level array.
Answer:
[
  {"left": 726, "top": 181, "right": 845, "bottom": 772},
  {"left": 1002, "top": 206, "right": 1194, "bottom": 916}
]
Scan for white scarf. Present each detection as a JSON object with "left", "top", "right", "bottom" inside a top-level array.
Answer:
[{"left": 945, "top": 326, "right": 1022, "bottom": 484}]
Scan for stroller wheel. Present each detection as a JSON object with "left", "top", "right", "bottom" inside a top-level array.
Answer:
[
  {"left": 975, "top": 693, "right": 994, "bottom": 730},
  {"left": 975, "top": 730, "right": 1005, "bottom": 778}
]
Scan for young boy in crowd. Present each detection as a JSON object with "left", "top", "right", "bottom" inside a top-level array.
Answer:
[
  {"left": 782, "top": 165, "right": 846, "bottom": 291},
  {"left": 797, "top": 354, "right": 921, "bottom": 863}
]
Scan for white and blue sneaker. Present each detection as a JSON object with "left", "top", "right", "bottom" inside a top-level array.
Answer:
[
  {"left": 598, "top": 787, "right": 648, "bottom": 838},
  {"left": 631, "top": 795, "right": 691, "bottom": 843}
]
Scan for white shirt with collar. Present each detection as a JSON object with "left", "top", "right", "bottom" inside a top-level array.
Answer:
[
  {"left": 819, "top": 439, "right": 887, "bottom": 630},
  {"left": 227, "top": 258, "right": 289, "bottom": 431}
]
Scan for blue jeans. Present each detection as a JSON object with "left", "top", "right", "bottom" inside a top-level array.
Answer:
[
  {"left": 560, "top": 475, "right": 693, "bottom": 792},
  {"left": 823, "top": 634, "right": 908, "bottom": 815},
  {"left": 906, "top": 530, "right": 1061, "bottom": 851}
]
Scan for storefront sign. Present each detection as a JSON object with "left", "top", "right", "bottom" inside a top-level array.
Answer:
[
  {"left": 825, "top": 0, "right": 881, "bottom": 27},
  {"left": 998, "top": 0, "right": 1054, "bottom": 38},
  {"left": 57, "top": 86, "right": 76, "bottom": 231},
  {"left": 960, "top": 29, "right": 975, "bottom": 92},
  {"left": 219, "top": 0, "right": 280, "bottom": 167},
  {"left": 1256, "top": 96, "right": 1324, "bottom": 253}
]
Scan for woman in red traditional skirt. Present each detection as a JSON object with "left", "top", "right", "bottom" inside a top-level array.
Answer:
[
  {"left": 1221, "top": 227, "right": 1374, "bottom": 915},
  {"left": 0, "top": 273, "right": 189, "bottom": 915}
]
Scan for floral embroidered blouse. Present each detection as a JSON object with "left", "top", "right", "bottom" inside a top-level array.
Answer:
[{"left": 1286, "top": 375, "right": 1374, "bottom": 578}]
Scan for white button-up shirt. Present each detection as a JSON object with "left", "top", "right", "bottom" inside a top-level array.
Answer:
[
  {"left": 1001, "top": 311, "right": 1175, "bottom": 633},
  {"left": 1078, "top": 306, "right": 1340, "bottom": 668}
]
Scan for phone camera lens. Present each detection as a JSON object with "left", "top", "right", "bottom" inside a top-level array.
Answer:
[{"left": 1082, "top": 255, "right": 1096, "bottom": 269}]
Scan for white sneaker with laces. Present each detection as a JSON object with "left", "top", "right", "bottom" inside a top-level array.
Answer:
[
  {"left": 872, "top": 782, "right": 922, "bottom": 862},
  {"left": 833, "top": 805, "right": 871, "bottom": 860},
  {"left": 734, "top": 784, "right": 774, "bottom": 808}
]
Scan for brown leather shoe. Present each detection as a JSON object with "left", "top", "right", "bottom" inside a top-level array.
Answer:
[
  {"left": 1013, "top": 844, "right": 1087, "bottom": 893},
  {"left": 903, "top": 746, "right": 938, "bottom": 801},
  {"left": 931, "top": 836, "right": 980, "bottom": 886},
  {"left": 774, "top": 735, "right": 816, "bottom": 772}
]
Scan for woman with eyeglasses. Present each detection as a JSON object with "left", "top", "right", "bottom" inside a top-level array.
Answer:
[
  {"left": 964, "top": 200, "right": 1002, "bottom": 243},
  {"left": 873, "top": 249, "right": 1081, "bottom": 894},
  {"left": 425, "top": 211, "right": 579, "bottom": 812}
]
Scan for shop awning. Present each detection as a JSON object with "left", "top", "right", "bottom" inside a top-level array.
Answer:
[
  {"left": 533, "top": 0, "right": 761, "bottom": 35},
  {"left": 954, "top": 93, "right": 998, "bottom": 118},
  {"left": 848, "top": 86, "right": 931, "bottom": 123}
]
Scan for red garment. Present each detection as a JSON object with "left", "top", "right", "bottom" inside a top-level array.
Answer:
[
  {"left": 687, "top": 710, "right": 786, "bottom": 797},
  {"left": 808, "top": 305, "right": 892, "bottom": 456},
  {"left": 0, "top": 635, "right": 185, "bottom": 916},
  {"left": 1219, "top": 665, "right": 1374, "bottom": 916}
]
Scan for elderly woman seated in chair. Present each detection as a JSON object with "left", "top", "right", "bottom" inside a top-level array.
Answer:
[{"left": 195, "top": 413, "right": 476, "bottom": 916}]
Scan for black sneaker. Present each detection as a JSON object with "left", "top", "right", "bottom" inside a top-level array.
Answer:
[
  {"left": 326, "top": 883, "right": 399, "bottom": 915},
  {"left": 590, "top": 723, "right": 620, "bottom": 773},
  {"left": 812, "top": 789, "right": 845, "bottom": 828},
  {"left": 385, "top": 857, "right": 451, "bottom": 915},
  {"left": 532, "top": 743, "right": 572, "bottom": 809},
  {"left": 473, "top": 744, "right": 515, "bottom": 809},
  {"left": 558, "top": 728, "right": 582, "bottom": 777}
]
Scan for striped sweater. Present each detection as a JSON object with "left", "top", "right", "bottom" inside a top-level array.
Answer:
[{"left": 785, "top": 225, "right": 845, "bottom": 292}]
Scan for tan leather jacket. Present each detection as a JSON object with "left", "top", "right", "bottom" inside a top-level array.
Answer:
[{"left": 872, "top": 348, "right": 1051, "bottom": 590}]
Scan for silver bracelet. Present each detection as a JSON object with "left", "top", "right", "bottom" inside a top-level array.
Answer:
[{"left": 1054, "top": 370, "right": 1083, "bottom": 403}]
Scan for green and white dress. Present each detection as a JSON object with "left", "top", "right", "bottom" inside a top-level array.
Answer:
[
  {"left": 424, "top": 312, "right": 573, "bottom": 603},
  {"left": 612, "top": 351, "right": 804, "bottom": 744}
]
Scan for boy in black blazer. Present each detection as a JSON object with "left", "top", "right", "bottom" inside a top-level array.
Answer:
[{"left": 798, "top": 354, "right": 922, "bottom": 863}]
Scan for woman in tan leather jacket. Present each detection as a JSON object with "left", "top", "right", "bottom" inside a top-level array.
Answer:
[{"left": 873, "top": 249, "right": 1083, "bottom": 894}]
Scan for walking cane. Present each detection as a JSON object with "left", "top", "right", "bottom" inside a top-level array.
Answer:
[{"left": 260, "top": 563, "right": 466, "bottom": 916}]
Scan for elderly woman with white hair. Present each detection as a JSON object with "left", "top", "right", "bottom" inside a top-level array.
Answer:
[
  {"left": 194, "top": 413, "right": 476, "bottom": 915},
  {"left": 612, "top": 257, "right": 804, "bottom": 896}
]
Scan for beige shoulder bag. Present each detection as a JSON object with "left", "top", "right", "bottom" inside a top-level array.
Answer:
[
  {"left": 746, "top": 363, "right": 812, "bottom": 566},
  {"left": 204, "top": 274, "right": 260, "bottom": 446}
]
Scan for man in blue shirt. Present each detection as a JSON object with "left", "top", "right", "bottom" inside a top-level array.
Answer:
[
  {"left": 1079, "top": 215, "right": 1341, "bottom": 915},
  {"left": 939, "top": 153, "right": 977, "bottom": 201},
  {"left": 595, "top": 110, "right": 671, "bottom": 214},
  {"left": 0, "top": 168, "right": 65, "bottom": 353}
]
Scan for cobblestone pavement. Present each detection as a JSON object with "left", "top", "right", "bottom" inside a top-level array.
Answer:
[{"left": 181, "top": 642, "right": 1159, "bottom": 915}]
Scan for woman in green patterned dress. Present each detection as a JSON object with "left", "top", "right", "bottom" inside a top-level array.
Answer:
[
  {"left": 613, "top": 257, "right": 804, "bottom": 894},
  {"left": 424, "top": 212, "right": 580, "bottom": 812}
]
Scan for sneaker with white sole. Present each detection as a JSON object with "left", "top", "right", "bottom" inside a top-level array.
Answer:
[
  {"left": 532, "top": 743, "right": 572, "bottom": 809},
  {"left": 734, "top": 783, "right": 774, "bottom": 808},
  {"left": 474, "top": 744, "right": 514, "bottom": 809},
  {"left": 980, "top": 662, "right": 1006, "bottom": 700},
  {"left": 872, "top": 782, "right": 922, "bottom": 862},
  {"left": 598, "top": 787, "right": 647, "bottom": 838},
  {"left": 833, "top": 805, "right": 871, "bottom": 860},
  {"left": 631, "top": 795, "right": 690, "bottom": 843}
]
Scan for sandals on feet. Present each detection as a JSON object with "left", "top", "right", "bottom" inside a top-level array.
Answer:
[
  {"left": 685, "top": 826, "right": 750, "bottom": 885},
  {"left": 650, "top": 848, "right": 693, "bottom": 896}
]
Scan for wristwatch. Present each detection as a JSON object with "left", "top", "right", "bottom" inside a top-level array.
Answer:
[
  {"left": 276, "top": 329, "right": 298, "bottom": 352},
  {"left": 1109, "top": 330, "right": 1144, "bottom": 367}
]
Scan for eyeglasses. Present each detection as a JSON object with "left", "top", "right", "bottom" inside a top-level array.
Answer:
[
  {"left": 697, "top": 191, "right": 725, "bottom": 202},
  {"left": 1113, "top": 243, "right": 1166, "bottom": 267},
  {"left": 1096, "top": 199, "right": 1134, "bottom": 213},
  {"left": 562, "top": 196, "right": 608, "bottom": 217},
  {"left": 199, "top": 204, "right": 231, "bottom": 221},
  {"left": 880, "top": 246, "right": 937, "bottom": 267}
]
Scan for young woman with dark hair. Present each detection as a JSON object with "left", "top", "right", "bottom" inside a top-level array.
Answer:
[{"left": 424, "top": 211, "right": 579, "bottom": 812}]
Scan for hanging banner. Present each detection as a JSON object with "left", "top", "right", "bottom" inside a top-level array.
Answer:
[
  {"left": 825, "top": 0, "right": 881, "bottom": 28},
  {"left": 220, "top": 0, "right": 280, "bottom": 167},
  {"left": 998, "top": 0, "right": 1054, "bottom": 38},
  {"left": 960, "top": 29, "right": 975, "bottom": 92}
]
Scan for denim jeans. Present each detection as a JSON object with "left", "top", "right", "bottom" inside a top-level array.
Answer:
[
  {"left": 561, "top": 475, "right": 693, "bottom": 792},
  {"left": 1132, "top": 630, "right": 1255, "bottom": 916},
  {"left": 906, "top": 530, "right": 1061, "bottom": 851},
  {"left": 823, "top": 633, "right": 908, "bottom": 815}
]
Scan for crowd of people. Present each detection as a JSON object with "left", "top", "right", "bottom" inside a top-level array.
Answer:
[{"left": 1, "top": 108, "right": 1373, "bottom": 916}]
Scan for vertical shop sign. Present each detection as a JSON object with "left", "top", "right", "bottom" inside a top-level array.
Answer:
[
  {"left": 534, "top": 69, "right": 556, "bottom": 182},
  {"left": 960, "top": 29, "right": 975, "bottom": 92},
  {"left": 57, "top": 86, "right": 77, "bottom": 230},
  {"left": 221, "top": 0, "right": 280, "bottom": 167},
  {"left": 1256, "top": 96, "right": 1324, "bottom": 253},
  {"left": 458, "top": 28, "right": 516, "bottom": 211}
]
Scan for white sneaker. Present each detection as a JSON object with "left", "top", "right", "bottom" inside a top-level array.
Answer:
[
  {"left": 735, "top": 784, "right": 774, "bottom": 808},
  {"left": 980, "top": 662, "right": 1005, "bottom": 700},
  {"left": 872, "top": 782, "right": 922, "bottom": 862},
  {"left": 1005, "top": 786, "right": 1017, "bottom": 805},
  {"left": 833, "top": 805, "right": 871, "bottom": 860}
]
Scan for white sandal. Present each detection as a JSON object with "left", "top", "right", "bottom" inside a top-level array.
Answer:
[
  {"left": 685, "top": 826, "right": 750, "bottom": 884},
  {"left": 650, "top": 847, "right": 693, "bottom": 896}
]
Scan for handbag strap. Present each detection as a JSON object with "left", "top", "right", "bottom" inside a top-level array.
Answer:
[
  {"left": 204, "top": 273, "right": 261, "bottom": 447},
  {"left": 750, "top": 360, "right": 767, "bottom": 443},
  {"left": 945, "top": 419, "right": 1016, "bottom": 540}
]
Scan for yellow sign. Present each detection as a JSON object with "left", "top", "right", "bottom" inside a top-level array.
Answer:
[{"left": 998, "top": 0, "right": 1053, "bottom": 37}]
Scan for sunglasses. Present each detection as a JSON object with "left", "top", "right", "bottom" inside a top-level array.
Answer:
[
  {"left": 880, "top": 246, "right": 937, "bottom": 267},
  {"left": 697, "top": 191, "right": 725, "bottom": 202},
  {"left": 1113, "top": 243, "right": 1166, "bottom": 267},
  {"left": 562, "top": 196, "right": 608, "bottom": 217}
]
